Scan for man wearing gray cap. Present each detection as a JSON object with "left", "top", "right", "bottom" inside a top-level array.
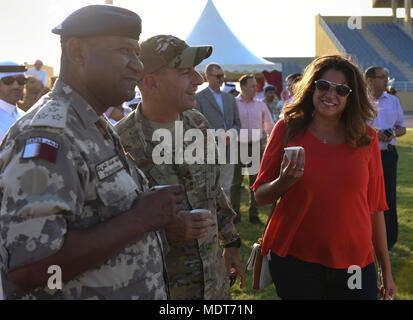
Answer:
[
  {"left": 261, "top": 84, "right": 280, "bottom": 122},
  {"left": 0, "top": 61, "right": 27, "bottom": 142},
  {"left": 0, "top": 5, "right": 184, "bottom": 300},
  {"left": 115, "top": 35, "right": 245, "bottom": 300}
]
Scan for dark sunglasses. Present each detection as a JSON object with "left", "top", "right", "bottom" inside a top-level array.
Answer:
[
  {"left": 374, "top": 75, "right": 389, "bottom": 80},
  {"left": 212, "top": 73, "right": 225, "bottom": 80},
  {"left": 1, "top": 76, "right": 27, "bottom": 86},
  {"left": 314, "top": 79, "right": 352, "bottom": 97}
]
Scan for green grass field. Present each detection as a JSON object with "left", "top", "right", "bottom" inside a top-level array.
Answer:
[{"left": 231, "top": 128, "right": 413, "bottom": 300}]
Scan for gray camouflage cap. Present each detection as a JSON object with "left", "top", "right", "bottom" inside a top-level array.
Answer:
[{"left": 138, "top": 35, "right": 212, "bottom": 81}]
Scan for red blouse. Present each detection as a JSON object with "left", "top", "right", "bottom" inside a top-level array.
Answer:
[{"left": 251, "top": 119, "right": 388, "bottom": 269}]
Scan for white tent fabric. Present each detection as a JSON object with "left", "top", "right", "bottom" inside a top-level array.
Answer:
[{"left": 186, "top": 0, "right": 281, "bottom": 79}]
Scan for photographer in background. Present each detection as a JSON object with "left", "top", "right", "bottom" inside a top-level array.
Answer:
[{"left": 365, "top": 66, "right": 406, "bottom": 251}]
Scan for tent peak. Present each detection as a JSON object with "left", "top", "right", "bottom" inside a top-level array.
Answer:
[{"left": 186, "top": 0, "right": 281, "bottom": 73}]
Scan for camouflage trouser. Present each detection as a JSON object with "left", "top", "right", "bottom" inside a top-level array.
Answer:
[{"left": 230, "top": 139, "right": 265, "bottom": 219}]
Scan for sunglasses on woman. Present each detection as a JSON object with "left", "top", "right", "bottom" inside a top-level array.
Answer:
[
  {"left": 0, "top": 76, "right": 27, "bottom": 86},
  {"left": 314, "top": 79, "right": 352, "bottom": 97}
]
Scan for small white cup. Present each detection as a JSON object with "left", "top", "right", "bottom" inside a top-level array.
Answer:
[
  {"left": 153, "top": 185, "right": 171, "bottom": 190},
  {"left": 190, "top": 209, "right": 211, "bottom": 214},
  {"left": 284, "top": 146, "right": 304, "bottom": 160}
]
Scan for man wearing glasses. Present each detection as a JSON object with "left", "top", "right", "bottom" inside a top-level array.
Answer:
[
  {"left": 365, "top": 66, "right": 406, "bottom": 251},
  {"left": 0, "top": 61, "right": 26, "bottom": 141},
  {"left": 195, "top": 63, "right": 241, "bottom": 199}
]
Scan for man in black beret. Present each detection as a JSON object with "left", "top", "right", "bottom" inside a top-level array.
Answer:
[
  {"left": 0, "top": 5, "right": 184, "bottom": 300},
  {"left": 52, "top": 4, "right": 142, "bottom": 113}
]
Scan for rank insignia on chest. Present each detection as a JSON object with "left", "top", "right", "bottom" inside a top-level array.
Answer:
[{"left": 22, "top": 137, "right": 59, "bottom": 164}]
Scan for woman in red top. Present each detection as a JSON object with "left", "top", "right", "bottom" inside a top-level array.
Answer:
[{"left": 252, "top": 55, "right": 396, "bottom": 300}]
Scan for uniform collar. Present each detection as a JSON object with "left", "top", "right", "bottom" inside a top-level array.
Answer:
[
  {"left": 134, "top": 102, "right": 147, "bottom": 124},
  {"left": 53, "top": 79, "right": 100, "bottom": 128}
]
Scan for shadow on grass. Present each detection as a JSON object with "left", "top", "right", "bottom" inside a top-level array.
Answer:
[
  {"left": 391, "top": 224, "right": 413, "bottom": 300},
  {"left": 231, "top": 181, "right": 279, "bottom": 300},
  {"left": 392, "top": 134, "right": 413, "bottom": 299}
]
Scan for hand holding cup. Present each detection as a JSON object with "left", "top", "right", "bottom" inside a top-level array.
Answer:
[
  {"left": 279, "top": 146, "right": 306, "bottom": 188},
  {"left": 165, "top": 208, "right": 214, "bottom": 243}
]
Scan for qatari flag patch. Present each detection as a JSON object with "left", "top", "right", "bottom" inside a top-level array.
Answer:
[{"left": 22, "top": 137, "right": 59, "bottom": 164}]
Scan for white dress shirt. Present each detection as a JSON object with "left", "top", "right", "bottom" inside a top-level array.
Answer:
[
  {"left": 0, "top": 99, "right": 25, "bottom": 142},
  {"left": 0, "top": 99, "right": 24, "bottom": 300},
  {"left": 371, "top": 92, "right": 405, "bottom": 150}
]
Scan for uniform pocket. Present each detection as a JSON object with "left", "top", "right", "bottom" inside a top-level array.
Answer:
[{"left": 96, "top": 169, "right": 139, "bottom": 220}]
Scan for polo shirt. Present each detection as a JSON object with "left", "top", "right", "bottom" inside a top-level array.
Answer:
[{"left": 371, "top": 92, "right": 405, "bottom": 150}]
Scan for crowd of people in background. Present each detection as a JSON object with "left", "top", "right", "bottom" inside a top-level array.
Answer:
[{"left": 0, "top": 3, "right": 407, "bottom": 301}]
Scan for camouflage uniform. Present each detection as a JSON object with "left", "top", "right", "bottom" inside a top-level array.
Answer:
[
  {"left": 115, "top": 105, "right": 239, "bottom": 300},
  {"left": 0, "top": 80, "right": 167, "bottom": 300},
  {"left": 261, "top": 97, "right": 281, "bottom": 122}
]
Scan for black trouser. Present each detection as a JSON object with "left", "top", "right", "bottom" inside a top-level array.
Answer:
[
  {"left": 268, "top": 252, "right": 378, "bottom": 300},
  {"left": 381, "top": 145, "right": 399, "bottom": 250}
]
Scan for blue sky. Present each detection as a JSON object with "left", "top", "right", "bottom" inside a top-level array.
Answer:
[{"left": 0, "top": 0, "right": 405, "bottom": 73}]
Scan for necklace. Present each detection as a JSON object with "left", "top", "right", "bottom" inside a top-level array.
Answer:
[{"left": 309, "top": 122, "right": 334, "bottom": 145}]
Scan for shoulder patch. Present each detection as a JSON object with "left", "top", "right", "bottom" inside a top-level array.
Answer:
[
  {"left": 22, "top": 137, "right": 59, "bottom": 164},
  {"left": 183, "top": 109, "right": 210, "bottom": 130},
  {"left": 30, "top": 99, "right": 69, "bottom": 129}
]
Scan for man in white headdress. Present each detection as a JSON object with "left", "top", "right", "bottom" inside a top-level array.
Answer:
[{"left": 0, "top": 61, "right": 27, "bottom": 142}]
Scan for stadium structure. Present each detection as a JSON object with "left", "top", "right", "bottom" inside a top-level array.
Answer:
[{"left": 266, "top": 0, "right": 413, "bottom": 111}]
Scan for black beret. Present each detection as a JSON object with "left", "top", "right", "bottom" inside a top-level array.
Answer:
[{"left": 52, "top": 5, "right": 141, "bottom": 40}]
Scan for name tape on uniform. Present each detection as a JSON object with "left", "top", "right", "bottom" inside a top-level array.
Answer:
[
  {"left": 96, "top": 155, "right": 124, "bottom": 180},
  {"left": 22, "top": 137, "right": 59, "bottom": 164}
]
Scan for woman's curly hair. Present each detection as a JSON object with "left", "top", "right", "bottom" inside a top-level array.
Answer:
[{"left": 283, "top": 55, "right": 377, "bottom": 148}]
